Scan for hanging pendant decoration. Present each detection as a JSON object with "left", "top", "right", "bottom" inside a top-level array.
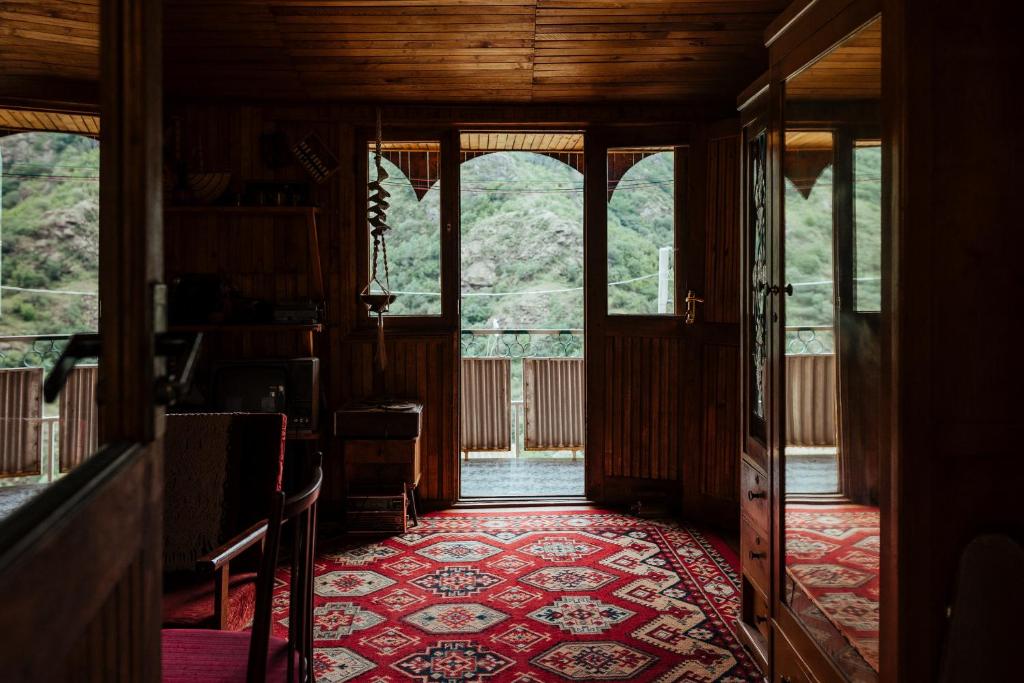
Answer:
[{"left": 361, "top": 108, "right": 396, "bottom": 370}]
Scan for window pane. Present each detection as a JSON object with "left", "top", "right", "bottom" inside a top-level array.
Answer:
[
  {"left": 0, "top": 131, "right": 101, "bottom": 506},
  {"left": 783, "top": 131, "right": 835, "bottom": 353},
  {"left": 367, "top": 141, "right": 442, "bottom": 316},
  {"left": 607, "top": 147, "right": 676, "bottom": 315},
  {"left": 854, "top": 141, "right": 882, "bottom": 311}
]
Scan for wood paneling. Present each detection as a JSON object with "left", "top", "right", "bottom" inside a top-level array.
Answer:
[
  {"left": 704, "top": 134, "right": 741, "bottom": 324},
  {"left": 787, "top": 17, "right": 880, "bottom": 100},
  {"left": 336, "top": 334, "right": 457, "bottom": 503},
  {"left": 700, "top": 343, "right": 740, "bottom": 500},
  {"left": 680, "top": 124, "right": 742, "bottom": 525},
  {"left": 157, "top": 0, "right": 788, "bottom": 103},
  {"left": 0, "top": 444, "right": 163, "bottom": 681},
  {"left": 0, "top": 107, "right": 99, "bottom": 135},
  {"left": 0, "top": 0, "right": 99, "bottom": 84},
  {"left": 888, "top": 0, "right": 1024, "bottom": 678},
  {"left": 602, "top": 334, "right": 683, "bottom": 483}
]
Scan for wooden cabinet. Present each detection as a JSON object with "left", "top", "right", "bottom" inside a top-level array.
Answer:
[
  {"left": 774, "top": 626, "right": 817, "bottom": 683},
  {"left": 343, "top": 438, "right": 421, "bottom": 491}
]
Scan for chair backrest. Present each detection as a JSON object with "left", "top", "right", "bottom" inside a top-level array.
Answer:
[
  {"left": 163, "top": 412, "right": 287, "bottom": 572},
  {"left": 939, "top": 533, "right": 1024, "bottom": 683},
  {"left": 247, "top": 463, "right": 323, "bottom": 683}
]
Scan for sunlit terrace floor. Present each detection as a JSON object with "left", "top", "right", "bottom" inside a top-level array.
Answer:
[
  {"left": 460, "top": 456, "right": 585, "bottom": 498},
  {"left": 786, "top": 447, "right": 840, "bottom": 494}
]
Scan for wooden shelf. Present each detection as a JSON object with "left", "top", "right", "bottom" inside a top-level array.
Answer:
[
  {"left": 165, "top": 204, "right": 326, "bottom": 303},
  {"left": 168, "top": 323, "right": 322, "bottom": 333},
  {"left": 287, "top": 431, "right": 321, "bottom": 441},
  {"left": 165, "top": 205, "right": 319, "bottom": 216}
]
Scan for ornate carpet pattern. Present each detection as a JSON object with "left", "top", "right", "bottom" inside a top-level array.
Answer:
[
  {"left": 786, "top": 504, "right": 880, "bottom": 671},
  {"left": 274, "top": 509, "right": 759, "bottom": 682}
]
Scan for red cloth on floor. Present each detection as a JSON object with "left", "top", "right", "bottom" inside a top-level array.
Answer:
[
  {"left": 161, "top": 629, "right": 295, "bottom": 683},
  {"left": 163, "top": 572, "right": 258, "bottom": 631}
]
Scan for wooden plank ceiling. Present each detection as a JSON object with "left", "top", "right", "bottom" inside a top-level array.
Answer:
[
  {"left": 786, "top": 17, "right": 881, "bottom": 100},
  {"left": 0, "top": 1, "right": 789, "bottom": 105},
  {"left": 0, "top": 1, "right": 100, "bottom": 82},
  {"left": 162, "top": 0, "right": 788, "bottom": 103},
  {"left": 0, "top": 107, "right": 99, "bottom": 135}
]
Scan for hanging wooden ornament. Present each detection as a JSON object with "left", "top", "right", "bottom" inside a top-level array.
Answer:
[{"left": 361, "top": 108, "right": 396, "bottom": 369}]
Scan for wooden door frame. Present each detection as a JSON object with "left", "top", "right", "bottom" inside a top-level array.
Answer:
[
  {"left": 0, "top": 0, "right": 165, "bottom": 677},
  {"left": 584, "top": 124, "right": 693, "bottom": 504},
  {"left": 767, "top": 1, "right": 890, "bottom": 681}
]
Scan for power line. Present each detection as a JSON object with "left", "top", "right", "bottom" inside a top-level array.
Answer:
[
  {"left": 0, "top": 285, "right": 98, "bottom": 296},
  {"left": 392, "top": 272, "right": 660, "bottom": 298}
]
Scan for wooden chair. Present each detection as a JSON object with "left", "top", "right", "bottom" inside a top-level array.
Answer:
[
  {"left": 163, "top": 413, "right": 287, "bottom": 631},
  {"left": 163, "top": 464, "right": 323, "bottom": 683}
]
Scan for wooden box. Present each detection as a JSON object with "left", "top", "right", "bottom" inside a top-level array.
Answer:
[
  {"left": 345, "top": 492, "right": 407, "bottom": 534},
  {"left": 344, "top": 437, "right": 421, "bottom": 490}
]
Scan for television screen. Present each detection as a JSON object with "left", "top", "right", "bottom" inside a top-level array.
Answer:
[{"left": 212, "top": 365, "right": 288, "bottom": 414}]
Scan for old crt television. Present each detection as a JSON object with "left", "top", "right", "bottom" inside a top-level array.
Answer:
[{"left": 210, "top": 358, "right": 319, "bottom": 434}]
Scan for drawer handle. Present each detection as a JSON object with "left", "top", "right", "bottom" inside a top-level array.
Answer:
[
  {"left": 755, "top": 614, "right": 768, "bottom": 624},
  {"left": 749, "top": 551, "right": 767, "bottom": 560},
  {"left": 747, "top": 490, "right": 766, "bottom": 501}
]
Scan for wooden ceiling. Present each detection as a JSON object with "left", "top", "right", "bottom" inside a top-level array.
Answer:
[
  {"left": 0, "top": 107, "right": 100, "bottom": 135},
  {"left": 459, "top": 132, "right": 583, "bottom": 152},
  {"left": 162, "top": 0, "right": 788, "bottom": 103},
  {"left": 0, "top": 1, "right": 791, "bottom": 106},
  {"left": 0, "top": 1, "right": 100, "bottom": 84},
  {"left": 787, "top": 17, "right": 881, "bottom": 100}
]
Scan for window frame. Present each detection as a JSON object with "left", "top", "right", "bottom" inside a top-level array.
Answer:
[
  {"left": 356, "top": 127, "right": 458, "bottom": 332},
  {"left": 596, "top": 126, "right": 690, "bottom": 327}
]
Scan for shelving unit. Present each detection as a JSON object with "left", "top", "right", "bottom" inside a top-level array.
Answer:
[
  {"left": 163, "top": 204, "right": 328, "bottom": 451},
  {"left": 165, "top": 205, "right": 325, "bottom": 303}
]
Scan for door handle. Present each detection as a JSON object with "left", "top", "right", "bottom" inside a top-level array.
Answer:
[
  {"left": 684, "top": 290, "right": 704, "bottom": 325},
  {"left": 44, "top": 331, "right": 203, "bottom": 405},
  {"left": 43, "top": 334, "right": 101, "bottom": 402}
]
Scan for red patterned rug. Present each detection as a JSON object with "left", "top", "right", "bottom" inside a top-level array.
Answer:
[
  {"left": 786, "top": 504, "right": 880, "bottom": 671},
  {"left": 273, "top": 508, "right": 760, "bottom": 682}
]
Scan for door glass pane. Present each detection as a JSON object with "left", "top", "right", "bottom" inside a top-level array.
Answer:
[
  {"left": 367, "top": 141, "right": 442, "bottom": 316},
  {"left": 607, "top": 147, "right": 677, "bottom": 315},
  {"left": 854, "top": 140, "right": 882, "bottom": 311},
  {"left": 782, "top": 15, "right": 884, "bottom": 681},
  {"left": 749, "top": 132, "right": 769, "bottom": 427},
  {"left": 0, "top": 130, "right": 101, "bottom": 518}
]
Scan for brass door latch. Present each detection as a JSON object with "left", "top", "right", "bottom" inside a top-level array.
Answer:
[{"left": 684, "top": 290, "right": 704, "bottom": 324}]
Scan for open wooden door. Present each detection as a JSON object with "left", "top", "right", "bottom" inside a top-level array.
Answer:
[
  {"left": 585, "top": 121, "right": 741, "bottom": 525},
  {"left": 0, "top": 0, "right": 165, "bottom": 678}
]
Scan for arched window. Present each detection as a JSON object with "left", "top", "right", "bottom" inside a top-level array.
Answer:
[{"left": 1, "top": 131, "right": 100, "bottom": 346}]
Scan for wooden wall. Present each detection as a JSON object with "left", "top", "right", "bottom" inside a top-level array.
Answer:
[
  {"left": 886, "top": 0, "right": 1024, "bottom": 678},
  {"left": 167, "top": 103, "right": 743, "bottom": 509},
  {"left": 602, "top": 335, "right": 684, "bottom": 482},
  {"left": 682, "top": 126, "right": 742, "bottom": 525}
]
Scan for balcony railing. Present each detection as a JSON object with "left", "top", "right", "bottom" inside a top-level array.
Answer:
[
  {"left": 0, "top": 334, "right": 71, "bottom": 370},
  {"left": 0, "top": 334, "right": 97, "bottom": 485},
  {"left": 785, "top": 325, "right": 834, "bottom": 355},
  {"left": 460, "top": 329, "right": 584, "bottom": 459},
  {"left": 461, "top": 328, "right": 583, "bottom": 358}
]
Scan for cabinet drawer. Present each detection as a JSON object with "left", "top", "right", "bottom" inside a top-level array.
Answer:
[
  {"left": 344, "top": 438, "right": 421, "bottom": 489},
  {"left": 748, "top": 581, "right": 771, "bottom": 643},
  {"left": 741, "top": 517, "right": 770, "bottom": 595},
  {"left": 740, "top": 460, "right": 769, "bottom": 531},
  {"left": 774, "top": 625, "right": 816, "bottom": 683}
]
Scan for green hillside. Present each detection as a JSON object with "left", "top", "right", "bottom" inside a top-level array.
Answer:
[
  {"left": 0, "top": 132, "right": 100, "bottom": 351},
  {"left": 784, "top": 145, "right": 882, "bottom": 333},
  {"left": 381, "top": 150, "right": 676, "bottom": 327},
  {"left": 0, "top": 137, "right": 879, "bottom": 367}
]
